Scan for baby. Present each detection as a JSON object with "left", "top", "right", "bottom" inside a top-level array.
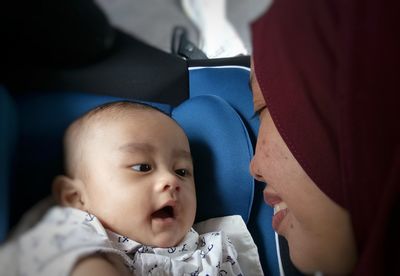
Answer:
[{"left": 18, "top": 101, "right": 243, "bottom": 276}]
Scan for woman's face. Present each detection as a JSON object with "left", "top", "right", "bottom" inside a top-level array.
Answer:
[{"left": 249, "top": 63, "right": 357, "bottom": 274}]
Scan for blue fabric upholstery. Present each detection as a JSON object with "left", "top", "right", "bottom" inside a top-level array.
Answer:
[
  {"left": 189, "top": 66, "right": 259, "bottom": 140},
  {"left": 188, "top": 66, "right": 279, "bottom": 275},
  {"left": 173, "top": 95, "right": 254, "bottom": 223}
]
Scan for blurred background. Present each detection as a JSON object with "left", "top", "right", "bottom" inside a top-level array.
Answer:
[
  {"left": 95, "top": 0, "right": 271, "bottom": 56},
  {"left": 0, "top": 0, "right": 272, "bottom": 101}
]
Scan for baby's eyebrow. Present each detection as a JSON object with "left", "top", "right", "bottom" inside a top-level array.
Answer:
[
  {"left": 173, "top": 149, "right": 193, "bottom": 162},
  {"left": 118, "top": 142, "right": 154, "bottom": 153},
  {"left": 118, "top": 143, "right": 192, "bottom": 161}
]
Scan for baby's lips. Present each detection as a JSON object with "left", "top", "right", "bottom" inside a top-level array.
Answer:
[
  {"left": 152, "top": 206, "right": 174, "bottom": 219},
  {"left": 152, "top": 199, "right": 178, "bottom": 219}
]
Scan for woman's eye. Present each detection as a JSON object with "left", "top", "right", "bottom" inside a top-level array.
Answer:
[
  {"left": 251, "top": 106, "right": 267, "bottom": 119},
  {"left": 175, "top": 169, "right": 188, "bottom": 177},
  {"left": 131, "top": 164, "right": 152, "bottom": 172}
]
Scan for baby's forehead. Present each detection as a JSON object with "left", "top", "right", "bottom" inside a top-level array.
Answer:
[
  {"left": 79, "top": 104, "right": 183, "bottom": 138},
  {"left": 67, "top": 104, "right": 150, "bottom": 140},
  {"left": 82, "top": 104, "right": 163, "bottom": 127},
  {"left": 86, "top": 103, "right": 155, "bottom": 121}
]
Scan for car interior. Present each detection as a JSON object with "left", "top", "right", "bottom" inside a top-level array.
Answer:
[{"left": 0, "top": 1, "right": 303, "bottom": 275}]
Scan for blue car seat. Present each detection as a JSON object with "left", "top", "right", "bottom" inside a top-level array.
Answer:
[{"left": 0, "top": 63, "right": 285, "bottom": 275}]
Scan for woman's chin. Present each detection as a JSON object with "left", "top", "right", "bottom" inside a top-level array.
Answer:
[{"left": 288, "top": 245, "right": 355, "bottom": 275}]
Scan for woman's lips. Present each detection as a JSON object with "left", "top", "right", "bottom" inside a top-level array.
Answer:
[
  {"left": 263, "top": 192, "right": 281, "bottom": 207},
  {"left": 272, "top": 202, "right": 288, "bottom": 232},
  {"left": 264, "top": 190, "right": 288, "bottom": 232}
]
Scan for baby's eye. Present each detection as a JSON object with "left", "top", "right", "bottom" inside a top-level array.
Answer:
[
  {"left": 131, "top": 164, "right": 152, "bottom": 172},
  {"left": 175, "top": 169, "right": 189, "bottom": 177}
]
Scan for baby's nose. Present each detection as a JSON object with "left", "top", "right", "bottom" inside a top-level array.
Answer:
[{"left": 158, "top": 173, "right": 181, "bottom": 193}]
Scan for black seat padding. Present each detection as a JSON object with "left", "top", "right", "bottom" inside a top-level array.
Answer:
[
  {"left": 1, "top": 0, "right": 188, "bottom": 107},
  {"left": 2, "top": 30, "right": 189, "bottom": 106}
]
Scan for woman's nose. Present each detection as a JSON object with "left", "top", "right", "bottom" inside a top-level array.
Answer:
[{"left": 250, "top": 156, "right": 265, "bottom": 183}]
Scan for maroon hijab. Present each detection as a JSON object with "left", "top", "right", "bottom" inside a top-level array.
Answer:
[{"left": 252, "top": 0, "right": 399, "bottom": 274}]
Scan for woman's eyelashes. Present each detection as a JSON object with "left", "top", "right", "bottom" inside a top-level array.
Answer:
[
  {"left": 251, "top": 106, "right": 268, "bottom": 120},
  {"left": 251, "top": 109, "right": 261, "bottom": 119}
]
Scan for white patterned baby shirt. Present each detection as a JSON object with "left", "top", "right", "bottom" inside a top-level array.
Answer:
[{"left": 17, "top": 207, "right": 244, "bottom": 276}]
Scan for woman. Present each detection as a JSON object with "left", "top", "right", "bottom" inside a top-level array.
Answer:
[{"left": 249, "top": 0, "right": 399, "bottom": 275}]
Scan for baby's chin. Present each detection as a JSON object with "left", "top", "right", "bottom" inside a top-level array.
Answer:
[
  {"left": 117, "top": 228, "right": 186, "bottom": 248},
  {"left": 149, "top": 233, "right": 186, "bottom": 248}
]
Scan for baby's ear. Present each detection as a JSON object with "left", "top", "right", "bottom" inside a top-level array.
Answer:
[{"left": 52, "top": 175, "right": 85, "bottom": 209}]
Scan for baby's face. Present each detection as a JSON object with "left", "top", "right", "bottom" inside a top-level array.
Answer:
[{"left": 80, "top": 109, "right": 196, "bottom": 247}]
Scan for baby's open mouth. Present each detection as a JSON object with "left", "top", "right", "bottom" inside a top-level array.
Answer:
[{"left": 152, "top": 206, "right": 175, "bottom": 219}]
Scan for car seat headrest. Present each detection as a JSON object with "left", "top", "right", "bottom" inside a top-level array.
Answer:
[
  {"left": 8, "top": 92, "right": 254, "bottom": 230},
  {"left": 173, "top": 95, "right": 254, "bottom": 223}
]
